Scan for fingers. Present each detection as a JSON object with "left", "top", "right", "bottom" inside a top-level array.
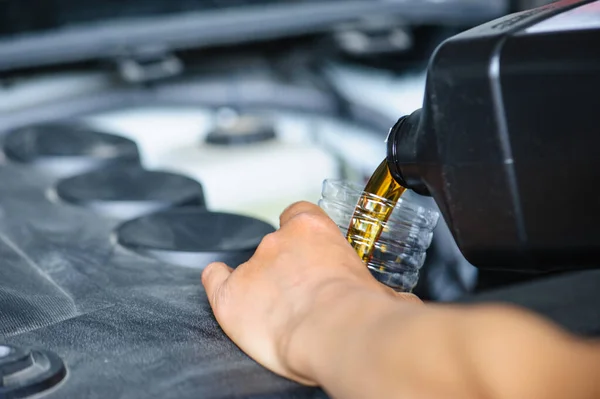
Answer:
[
  {"left": 202, "top": 262, "right": 233, "bottom": 309},
  {"left": 279, "top": 201, "right": 329, "bottom": 228}
]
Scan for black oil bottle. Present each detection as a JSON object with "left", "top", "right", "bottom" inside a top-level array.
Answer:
[{"left": 385, "top": 0, "right": 600, "bottom": 272}]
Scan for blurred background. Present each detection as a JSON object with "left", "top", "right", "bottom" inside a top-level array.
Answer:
[{"left": 0, "top": 0, "right": 557, "bottom": 300}]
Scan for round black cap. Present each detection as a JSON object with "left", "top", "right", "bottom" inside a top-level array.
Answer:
[
  {"left": 117, "top": 208, "right": 276, "bottom": 268},
  {"left": 3, "top": 123, "right": 140, "bottom": 177},
  {"left": 0, "top": 345, "right": 66, "bottom": 398},
  {"left": 56, "top": 166, "right": 206, "bottom": 219},
  {"left": 205, "top": 114, "right": 276, "bottom": 145}
]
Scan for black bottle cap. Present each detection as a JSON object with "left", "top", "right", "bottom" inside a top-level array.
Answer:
[
  {"left": 386, "top": 110, "right": 430, "bottom": 196},
  {"left": 0, "top": 345, "right": 66, "bottom": 398},
  {"left": 116, "top": 208, "right": 275, "bottom": 268},
  {"left": 55, "top": 166, "right": 206, "bottom": 219},
  {"left": 3, "top": 123, "right": 140, "bottom": 177}
]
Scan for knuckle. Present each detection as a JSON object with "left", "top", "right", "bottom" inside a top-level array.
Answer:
[
  {"left": 289, "top": 211, "right": 330, "bottom": 233},
  {"left": 280, "top": 201, "right": 311, "bottom": 222},
  {"left": 257, "top": 232, "right": 280, "bottom": 252},
  {"left": 286, "top": 200, "right": 313, "bottom": 213}
]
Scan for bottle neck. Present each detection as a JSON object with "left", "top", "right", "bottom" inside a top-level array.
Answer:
[{"left": 386, "top": 109, "right": 430, "bottom": 196}]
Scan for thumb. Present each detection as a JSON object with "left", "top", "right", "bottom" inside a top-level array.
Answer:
[{"left": 202, "top": 262, "right": 233, "bottom": 310}]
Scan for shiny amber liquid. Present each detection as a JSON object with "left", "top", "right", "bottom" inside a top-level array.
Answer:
[{"left": 346, "top": 159, "right": 407, "bottom": 264}]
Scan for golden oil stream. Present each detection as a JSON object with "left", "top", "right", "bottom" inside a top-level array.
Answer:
[{"left": 346, "top": 159, "right": 407, "bottom": 266}]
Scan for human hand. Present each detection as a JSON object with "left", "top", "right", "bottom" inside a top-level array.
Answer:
[{"left": 201, "top": 201, "right": 420, "bottom": 385}]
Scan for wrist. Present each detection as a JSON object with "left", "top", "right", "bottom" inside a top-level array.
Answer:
[{"left": 280, "top": 280, "right": 407, "bottom": 384}]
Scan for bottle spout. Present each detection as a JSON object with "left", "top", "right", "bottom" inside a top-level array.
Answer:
[{"left": 386, "top": 109, "right": 431, "bottom": 197}]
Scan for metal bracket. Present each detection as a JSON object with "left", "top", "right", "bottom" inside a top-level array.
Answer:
[
  {"left": 333, "top": 17, "right": 413, "bottom": 56},
  {"left": 116, "top": 49, "right": 183, "bottom": 83}
]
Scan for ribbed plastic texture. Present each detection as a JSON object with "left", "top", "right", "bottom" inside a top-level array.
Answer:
[{"left": 319, "top": 179, "right": 439, "bottom": 292}]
